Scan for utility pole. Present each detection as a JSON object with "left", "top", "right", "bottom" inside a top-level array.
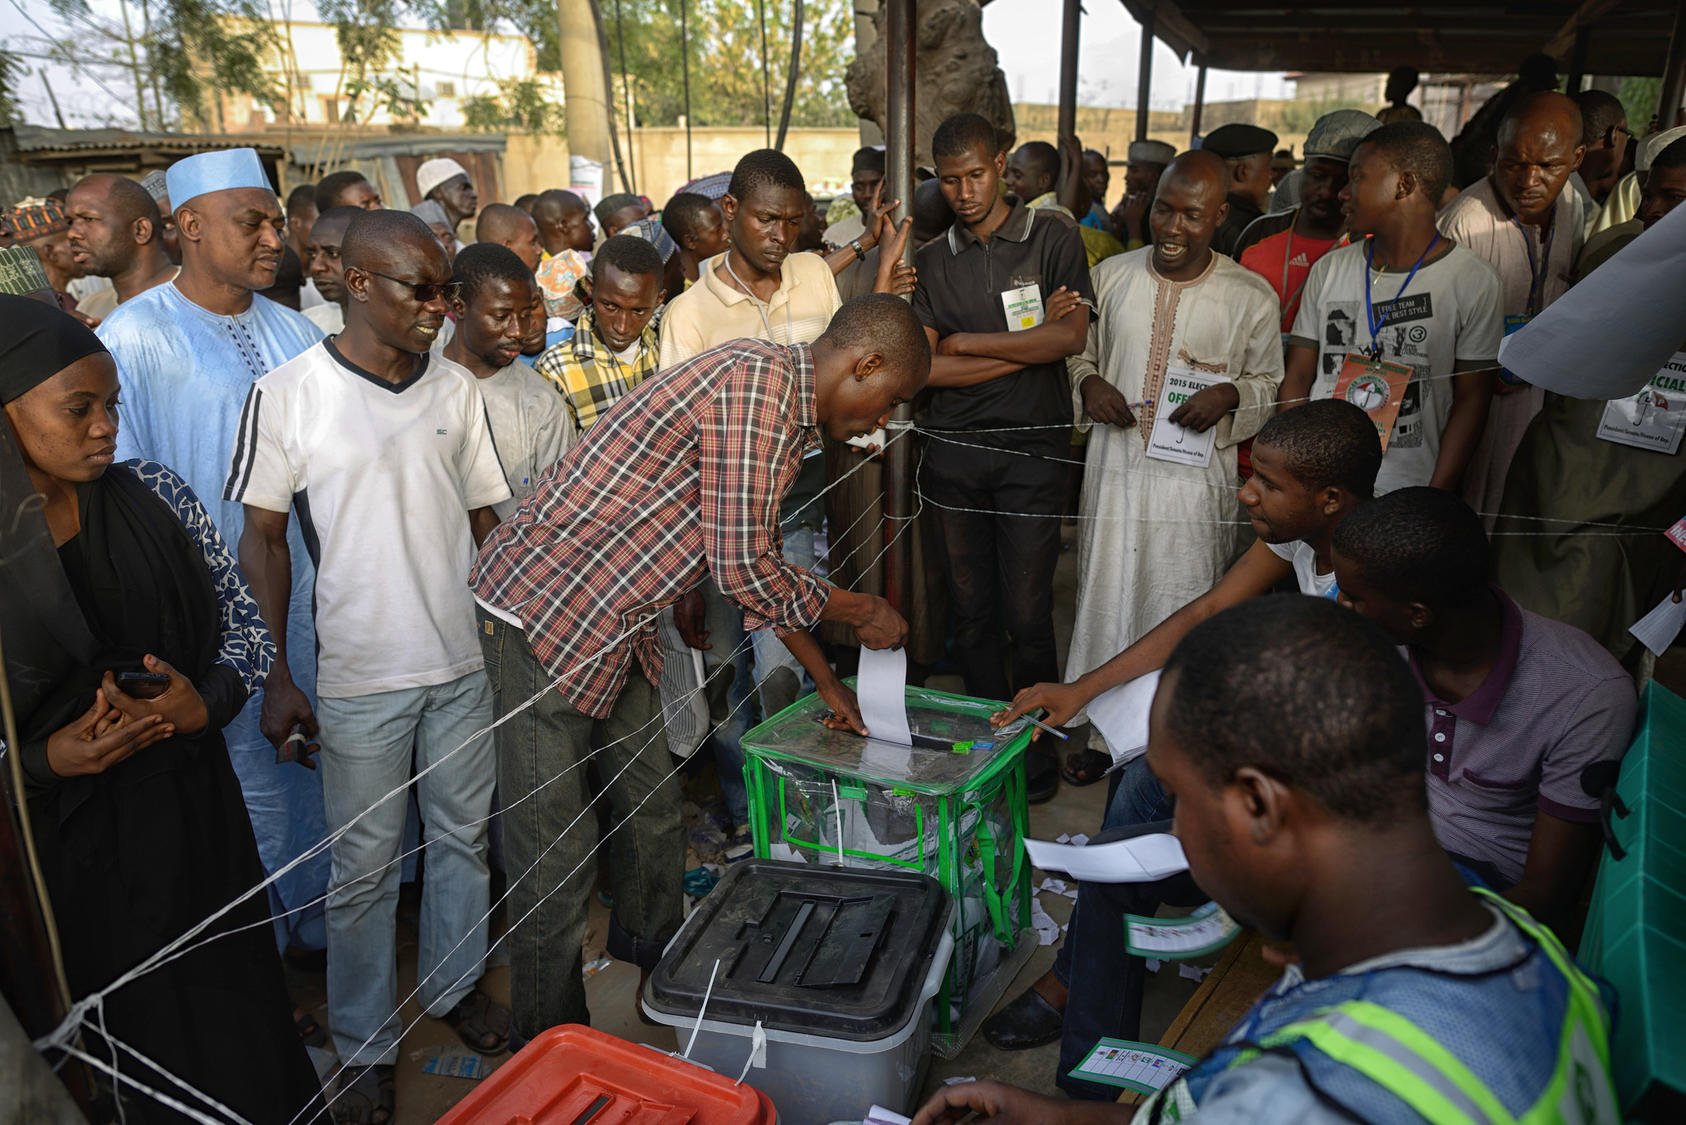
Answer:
[{"left": 557, "top": 0, "right": 618, "bottom": 195}]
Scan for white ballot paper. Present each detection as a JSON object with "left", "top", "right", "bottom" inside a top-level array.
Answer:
[
  {"left": 1026, "top": 833, "right": 1188, "bottom": 883},
  {"left": 1497, "top": 203, "right": 1686, "bottom": 400},
  {"left": 1087, "top": 670, "right": 1162, "bottom": 765},
  {"left": 857, "top": 644, "right": 913, "bottom": 746},
  {"left": 1630, "top": 594, "right": 1686, "bottom": 658},
  {"left": 1145, "top": 369, "right": 1222, "bottom": 468}
]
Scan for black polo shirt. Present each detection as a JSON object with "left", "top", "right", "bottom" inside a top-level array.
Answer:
[{"left": 913, "top": 198, "right": 1092, "bottom": 454}]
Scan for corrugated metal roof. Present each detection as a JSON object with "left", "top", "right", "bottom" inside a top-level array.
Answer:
[{"left": 9, "top": 124, "right": 286, "bottom": 156}]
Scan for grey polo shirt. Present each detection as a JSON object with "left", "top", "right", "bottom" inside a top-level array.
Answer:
[
  {"left": 912, "top": 197, "right": 1092, "bottom": 454},
  {"left": 1415, "top": 590, "right": 1637, "bottom": 887}
]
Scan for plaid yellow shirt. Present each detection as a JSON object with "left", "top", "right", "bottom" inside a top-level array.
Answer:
[{"left": 533, "top": 309, "right": 662, "bottom": 434}]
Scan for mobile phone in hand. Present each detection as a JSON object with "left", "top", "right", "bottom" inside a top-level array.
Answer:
[{"left": 114, "top": 670, "right": 171, "bottom": 699}]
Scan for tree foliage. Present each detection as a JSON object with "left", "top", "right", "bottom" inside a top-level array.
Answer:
[{"left": 0, "top": 49, "right": 20, "bottom": 126}]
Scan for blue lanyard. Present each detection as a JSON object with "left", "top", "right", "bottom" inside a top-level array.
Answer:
[
  {"left": 1363, "top": 234, "right": 1438, "bottom": 359},
  {"left": 1510, "top": 215, "right": 1553, "bottom": 316}
]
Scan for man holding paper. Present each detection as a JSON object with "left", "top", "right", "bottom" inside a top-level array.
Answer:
[
  {"left": 915, "top": 598, "right": 1618, "bottom": 1125},
  {"left": 1063, "top": 150, "right": 1283, "bottom": 784}
]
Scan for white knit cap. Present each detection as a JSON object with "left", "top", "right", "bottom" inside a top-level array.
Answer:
[{"left": 415, "top": 157, "right": 470, "bottom": 199}]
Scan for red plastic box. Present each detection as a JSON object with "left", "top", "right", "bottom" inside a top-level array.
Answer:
[{"left": 433, "top": 1024, "right": 778, "bottom": 1125}]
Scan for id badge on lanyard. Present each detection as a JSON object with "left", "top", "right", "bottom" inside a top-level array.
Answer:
[
  {"left": 1499, "top": 314, "right": 1533, "bottom": 386},
  {"left": 1334, "top": 354, "right": 1414, "bottom": 451}
]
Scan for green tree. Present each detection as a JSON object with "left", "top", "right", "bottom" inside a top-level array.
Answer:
[{"left": 0, "top": 49, "right": 20, "bottom": 126}]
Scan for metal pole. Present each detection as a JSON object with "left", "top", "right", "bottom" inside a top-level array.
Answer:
[
  {"left": 774, "top": 0, "right": 806, "bottom": 152},
  {"left": 1136, "top": 8, "right": 1156, "bottom": 142},
  {"left": 883, "top": 0, "right": 915, "bottom": 617},
  {"left": 1659, "top": 0, "right": 1686, "bottom": 131},
  {"left": 758, "top": 0, "right": 772, "bottom": 147},
  {"left": 1190, "top": 57, "right": 1208, "bottom": 145},
  {"left": 1057, "top": 0, "right": 1080, "bottom": 141},
  {"left": 1565, "top": 26, "right": 1591, "bottom": 94},
  {"left": 680, "top": 0, "right": 693, "bottom": 179}
]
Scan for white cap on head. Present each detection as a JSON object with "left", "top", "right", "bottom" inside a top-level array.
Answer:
[
  {"left": 416, "top": 157, "right": 470, "bottom": 199},
  {"left": 1637, "top": 126, "right": 1686, "bottom": 173},
  {"left": 165, "top": 148, "right": 272, "bottom": 211}
]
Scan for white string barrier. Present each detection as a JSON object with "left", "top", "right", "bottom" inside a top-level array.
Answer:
[
  {"left": 909, "top": 426, "right": 1673, "bottom": 538},
  {"left": 284, "top": 478, "right": 929, "bottom": 1125},
  {"left": 52, "top": 1040, "right": 247, "bottom": 1125},
  {"left": 151, "top": 467, "right": 904, "bottom": 962},
  {"left": 26, "top": 433, "right": 911, "bottom": 1116}
]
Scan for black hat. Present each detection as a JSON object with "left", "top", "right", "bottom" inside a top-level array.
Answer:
[{"left": 1201, "top": 124, "right": 1279, "bottom": 159}]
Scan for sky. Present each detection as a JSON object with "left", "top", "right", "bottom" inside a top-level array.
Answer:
[{"left": 4, "top": 0, "right": 1293, "bottom": 129}]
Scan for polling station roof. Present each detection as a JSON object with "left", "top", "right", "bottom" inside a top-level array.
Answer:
[{"left": 1118, "top": 1, "right": 1678, "bottom": 75}]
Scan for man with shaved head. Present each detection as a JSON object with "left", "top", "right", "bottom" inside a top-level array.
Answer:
[
  {"left": 64, "top": 172, "right": 177, "bottom": 319},
  {"left": 1061, "top": 149, "right": 1284, "bottom": 787},
  {"left": 229, "top": 207, "right": 512, "bottom": 1120},
  {"left": 1439, "top": 90, "right": 1584, "bottom": 523},
  {"left": 475, "top": 201, "right": 544, "bottom": 271},
  {"left": 97, "top": 148, "right": 333, "bottom": 997},
  {"left": 532, "top": 187, "right": 595, "bottom": 256}
]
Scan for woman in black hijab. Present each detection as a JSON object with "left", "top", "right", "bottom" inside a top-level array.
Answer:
[{"left": 0, "top": 294, "right": 328, "bottom": 1124}]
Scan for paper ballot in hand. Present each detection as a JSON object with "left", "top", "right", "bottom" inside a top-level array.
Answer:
[
  {"left": 1086, "top": 671, "right": 1162, "bottom": 766},
  {"left": 1026, "top": 833, "right": 1188, "bottom": 883},
  {"left": 857, "top": 644, "right": 913, "bottom": 745}
]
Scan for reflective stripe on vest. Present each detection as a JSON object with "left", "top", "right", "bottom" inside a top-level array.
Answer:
[{"left": 1255, "top": 1000, "right": 1515, "bottom": 1125}]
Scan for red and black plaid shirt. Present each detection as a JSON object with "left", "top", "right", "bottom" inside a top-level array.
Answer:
[{"left": 470, "top": 339, "right": 830, "bottom": 716}]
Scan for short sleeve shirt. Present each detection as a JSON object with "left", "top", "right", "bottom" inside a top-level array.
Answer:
[
  {"left": 1289, "top": 242, "right": 1503, "bottom": 493},
  {"left": 225, "top": 340, "right": 511, "bottom": 698},
  {"left": 913, "top": 198, "right": 1094, "bottom": 453},
  {"left": 1413, "top": 591, "right": 1637, "bottom": 886},
  {"left": 1266, "top": 539, "right": 1338, "bottom": 599}
]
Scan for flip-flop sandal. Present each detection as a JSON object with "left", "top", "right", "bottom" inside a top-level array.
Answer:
[
  {"left": 294, "top": 1008, "right": 328, "bottom": 1049},
  {"left": 442, "top": 989, "right": 511, "bottom": 1055},
  {"left": 1060, "top": 747, "right": 1113, "bottom": 787},
  {"left": 332, "top": 1064, "right": 394, "bottom": 1125}
]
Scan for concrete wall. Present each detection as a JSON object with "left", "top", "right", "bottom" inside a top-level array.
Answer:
[{"left": 503, "top": 126, "right": 863, "bottom": 208}]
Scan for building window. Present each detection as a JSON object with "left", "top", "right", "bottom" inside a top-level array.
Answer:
[
  {"left": 321, "top": 97, "right": 339, "bottom": 124},
  {"left": 437, "top": 80, "right": 456, "bottom": 98}
]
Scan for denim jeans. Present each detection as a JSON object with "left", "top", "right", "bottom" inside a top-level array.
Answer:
[
  {"left": 1049, "top": 757, "right": 1206, "bottom": 1100},
  {"left": 315, "top": 670, "right": 497, "bottom": 1065},
  {"left": 922, "top": 440, "right": 1065, "bottom": 701},
  {"left": 706, "top": 525, "right": 816, "bottom": 825},
  {"left": 478, "top": 611, "right": 684, "bottom": 1037}
]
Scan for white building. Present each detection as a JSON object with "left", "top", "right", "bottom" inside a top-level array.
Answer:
[{"left": 221, "top": 21, "right": 555, "bottom": 130}]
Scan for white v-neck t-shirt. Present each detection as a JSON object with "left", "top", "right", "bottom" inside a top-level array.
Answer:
[{"left": 226, "top": 340, "right": 511, "bottom": 697}]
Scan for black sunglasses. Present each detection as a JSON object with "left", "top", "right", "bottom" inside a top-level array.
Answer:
[{"left": 359, "top": 268, "right": 460, "bottom": 303}]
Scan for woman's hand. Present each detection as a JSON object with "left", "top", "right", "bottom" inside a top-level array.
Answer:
[
  {"left": 102, "top": 654, "right": 208, "bottom": 737},
  {"left": 46, "top": 689, "right": 174, "bottom": 777}
]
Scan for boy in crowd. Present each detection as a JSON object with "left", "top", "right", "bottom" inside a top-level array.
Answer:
[{"left": 1280, "top": 122, "right": 1502, "bottom": 494}]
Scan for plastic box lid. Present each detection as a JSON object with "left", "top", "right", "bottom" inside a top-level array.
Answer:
[
  {"left": 645, "top": 860, "right": 951, "bottom": 1042},
  {"left": 741, "top": 683, "right": 1034, "bottom": 795},
  {"left": 432, "top": 1023, "right": 777, "bottom": 1125}
]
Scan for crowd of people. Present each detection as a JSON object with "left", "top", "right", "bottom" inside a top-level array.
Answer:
[{"left": 1, "top": 58, "right": 1682, "bottom": 1125}]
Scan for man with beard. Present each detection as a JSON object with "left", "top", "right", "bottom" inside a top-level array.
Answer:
[
  {"left": 228, "top": 209, "right": 512, "bottom": 1124},
  {"left": 64, "top": 173, "right": 177, "bottom": 321},
  {"left": 415, "top": 156, "right": 479, "bottom": 232},
  {"left": 1238, "top": 110, "right": 1381, "bottom": 333},
  {"left": 98, "top": 147, "right": 334, "bottom": 993}
]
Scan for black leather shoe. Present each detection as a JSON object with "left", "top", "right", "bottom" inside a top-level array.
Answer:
[
  {"left": 1025, "top": 751, "right": 1060, "bottom": 804},
  {"left": 982, "top": 987, "right": 1065, "bottom": 1050}
]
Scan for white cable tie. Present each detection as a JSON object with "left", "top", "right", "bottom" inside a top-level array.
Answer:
[
  {"left": 683, "top": 957, "right": 722, "bottom": 1060},
  {"left": 734, "top": 1019, "right": 766, "bottom": 1085}
]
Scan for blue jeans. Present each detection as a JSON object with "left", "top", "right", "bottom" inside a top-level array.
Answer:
[
  {"left": 1050, "top": 758, "right": 1206, "bottom": 1100},
  {"left": 707, "top": 525, "right": 816, "bottom": 825},
  {"left": 479, "top": 612, "right": 684, "bottom": 1037},
  {"left": 316, "top": 671, "right": 497, "bottom": 1065}
]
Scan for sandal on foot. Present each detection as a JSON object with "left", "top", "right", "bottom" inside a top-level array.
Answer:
[
  {"left": 442, "top": 988, "right": 511, "bottom": 1055},
  {"left": 332, "top": 1064, "right": 394, "bottom": 1125},
  {"left": 294, "top": 1007, "right": 328, "bottom": 1049},
  {"left": 1060, "top": 747, "right": 1113, "bottom": 787}
]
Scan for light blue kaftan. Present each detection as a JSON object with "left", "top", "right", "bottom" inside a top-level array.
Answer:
[{"left": 100, "top": 282, "right": 331, "bottom": 953}]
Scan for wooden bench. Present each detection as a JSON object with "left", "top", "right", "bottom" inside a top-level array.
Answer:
[{"left": 1118, "top": 930, "right": 1279, "bottom": 1106}]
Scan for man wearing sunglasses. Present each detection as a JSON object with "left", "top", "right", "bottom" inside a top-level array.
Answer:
[{"left": 229, "top": 207, "right": 515, "bottom": 1117}]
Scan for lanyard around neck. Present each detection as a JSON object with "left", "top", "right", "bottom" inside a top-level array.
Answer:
[
  {"left": 1364, "top": 234, "right": 1439, "bottom": 358},
  {"left": 1510, "top": 214, "right": 1554, "bottom": 316},
  {"left": 724, "top": 252, "right": 791, "bottom": 342}
]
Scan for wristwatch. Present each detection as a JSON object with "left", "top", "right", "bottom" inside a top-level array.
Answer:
[{"left": 849, "top": 237, "right": 867, "bottom": 259}]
